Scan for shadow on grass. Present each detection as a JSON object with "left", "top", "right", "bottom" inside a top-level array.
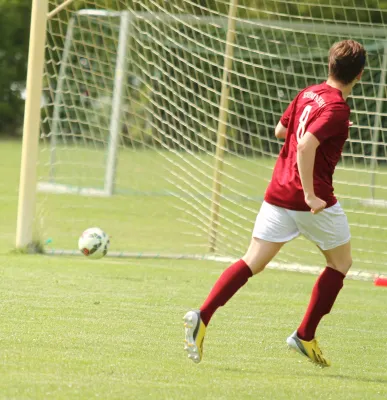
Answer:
[
  {"left": 220, "top": 367, "right": 387, "bottom": 385},
  {"left": 324, "top": 374, "right": 387, "bottom": 385}
]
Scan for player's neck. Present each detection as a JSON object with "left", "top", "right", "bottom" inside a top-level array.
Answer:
[{"left": 325, "top": 77, "right": 354, "bottom": 100}]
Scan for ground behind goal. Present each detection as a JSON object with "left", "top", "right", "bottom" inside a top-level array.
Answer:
[{"left": 17, "top": 1, "right": 387, "bottom": 277}]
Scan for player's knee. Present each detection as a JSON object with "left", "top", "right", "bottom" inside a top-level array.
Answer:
[
  {"left": 242, "top": 238, "right": 283, "bottom": 275},
  {"left": 328, "top": 256, "right": 352, "bottom": 274},
  {"left": 250, "top": 261, "right": 267, "bottom": 275},
  {"left": 241, "top": 253, "right": 267, "bottom": 275},
  {"left": 342, "top": 256, "right": 353, "bottom": 271},
  {"left": 242, "top": 251, "right": 266, "bottom": 274}
]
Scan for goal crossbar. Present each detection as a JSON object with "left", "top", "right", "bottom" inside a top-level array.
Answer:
[{"left": 75, "top": 10, "right": 387, "bottom": 37}]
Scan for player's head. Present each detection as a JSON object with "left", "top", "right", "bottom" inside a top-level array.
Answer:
[{"left": 328, "top": 40, "right": 366, "bottom": 85}]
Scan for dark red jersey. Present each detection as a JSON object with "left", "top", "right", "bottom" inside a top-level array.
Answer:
[{"left": 265, "top": 82, "right": 350, "bottom": 211}]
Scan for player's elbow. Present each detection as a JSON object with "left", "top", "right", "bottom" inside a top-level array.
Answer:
[
  {"left": 297, "top": 132, "right": 320, "bottom": 153},
  {"left": 297, "top": 140, "right": 315, "bottom": 156},
  {"left": 275, "top": 130, "right": 286, "bottom": 139},
  {"left": 297, "top": 141, "right": 307, "bottom": 153}
]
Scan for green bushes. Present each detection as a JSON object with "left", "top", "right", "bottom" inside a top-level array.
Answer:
[
  {"left": 0, "top": 0, "right": 31, "bottom": 135},
  {"left": 2, "top": 1, "right": 380, "bottom": 164}
]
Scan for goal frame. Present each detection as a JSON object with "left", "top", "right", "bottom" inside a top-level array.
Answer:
[
  {"left": 43, "top": 9, "right": 132, "bottom": 198},
  {"left": 16, "top": 0, "right": 49, "bottom": 249},
  {"left": 17, "top": 1, "right": 387, "bottom": 252}
]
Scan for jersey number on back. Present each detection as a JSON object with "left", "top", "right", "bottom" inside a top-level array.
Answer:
[{"left": 296, "top": 105, "right": 312, "bottom": 143}]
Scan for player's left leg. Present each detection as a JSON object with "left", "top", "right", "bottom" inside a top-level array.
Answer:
[
  {"left": 201, "top": 237, "right": 286, "bottom": 325},
  {"left": 183, "top": 238, "right": 284, "bottom": 363},
  {"left": 184, "top": 201, "right": 299, "bottom": 363}
]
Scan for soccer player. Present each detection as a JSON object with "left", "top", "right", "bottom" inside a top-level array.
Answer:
[{"left": 183, "top": 40, "right": 366, "bottom": 367}]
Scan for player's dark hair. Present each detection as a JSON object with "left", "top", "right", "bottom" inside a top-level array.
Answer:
[{"left": 328, "top": 40, "right": 366, "bottom": 85}]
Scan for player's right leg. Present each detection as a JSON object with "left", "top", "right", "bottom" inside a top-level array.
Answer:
[
  {"left": 320, "top": 240, "right": 353, "bottom": 276},
  {"left": 286, "top": 203, "right": 352, "bottom": 367},
  {"left": 288, "top": 241, "right": 352, "bottom": 366},
  {"left": 184, "top": 202, "right": 299, "bottom": 363}
]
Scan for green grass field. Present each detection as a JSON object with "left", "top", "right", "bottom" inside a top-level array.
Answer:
[
  {"left": 1, "top": 140, "right": 387, "bottom": 399},
  {"left": 24, "top": 140, "right": 387, "bottom": 273}
]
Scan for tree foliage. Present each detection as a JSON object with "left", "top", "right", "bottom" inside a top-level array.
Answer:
[
  {"left": 0, "top": 0, "right": 31, "bottom": 134},
  {"left": 1, "top": 0, "right": 386, "bottom": 140}
]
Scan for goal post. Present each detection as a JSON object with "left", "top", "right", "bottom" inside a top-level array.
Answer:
[
  {"left": 16, "top": 0, "right": 387, "bottom": 277},
  {"left": 370, "top": 41, "right": 387, "bottom": 200},
  {"left": 44, "top": 9, "right": 132, "bottom": 197},
  {"left": 209, "top": 0, "right": 238, "bottom": 252},
  {"left": 104, "top": 10, "right": 131, "bottom": 196},
  {"left": 16, "top": 0, "right": 49, "bottom": 249}
]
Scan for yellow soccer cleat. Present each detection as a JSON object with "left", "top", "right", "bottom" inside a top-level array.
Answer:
[
  {"left": 183, "top": 310, "right": 206, "bottom": 364},
  {"left": 286, "top": 330, "right": 331, "bottom": 368}
]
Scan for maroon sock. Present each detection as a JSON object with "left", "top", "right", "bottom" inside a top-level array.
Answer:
[
  {"left": 200, "top": 259, "right": 253, "bottom": 326},
  {"left": 297, "top": 267, "right": 345, "bottom": 341}
]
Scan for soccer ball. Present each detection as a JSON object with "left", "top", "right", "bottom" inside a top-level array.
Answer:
[{"left": 78, "top": 227, "right": 109, "bottom": 260}]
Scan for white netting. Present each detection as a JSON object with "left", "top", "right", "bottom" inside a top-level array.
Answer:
[{"left": 38, "top": 0, "right": 387, "bottom": 274}]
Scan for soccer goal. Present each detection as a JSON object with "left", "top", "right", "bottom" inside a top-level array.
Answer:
[{"left": 17, "top": 0, "right": 387, "bottom": 276}]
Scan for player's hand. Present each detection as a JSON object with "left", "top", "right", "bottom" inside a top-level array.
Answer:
[{"left": 304, "top": 194, "right": 327, "bottom": 214}]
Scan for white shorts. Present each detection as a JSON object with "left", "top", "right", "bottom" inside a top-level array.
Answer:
[{"left": 252, "top": 201, "right": 351, "bottom": 251}]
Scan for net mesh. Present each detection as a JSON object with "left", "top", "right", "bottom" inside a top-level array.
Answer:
[{"left": 38, "top": 0, "right": 387, "bottom": 274}]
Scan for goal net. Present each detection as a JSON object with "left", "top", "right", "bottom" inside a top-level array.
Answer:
[{"left": 20, "top": 0, "right": 387, "bottom": 276}]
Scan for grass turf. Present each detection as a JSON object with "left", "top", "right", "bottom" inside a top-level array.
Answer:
[
  {"left": 0, "top": 256, "right": 386, "bottom": 399},
  {"left": 5, "top": 140, "right": 387, "bottom": 272},
  {"left": 1, "top": 139, "right": 387, "bottom": 399}
]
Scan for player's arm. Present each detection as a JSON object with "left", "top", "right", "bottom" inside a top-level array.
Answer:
[
  {"left": 297, "top": 132, "right": 327, "bottom": 214},
  {"left": 276, "top": 96, "right": 298, "bottom": 139},
  {"left": 275, "top": 121, "right": 287, "bottom": 139}
]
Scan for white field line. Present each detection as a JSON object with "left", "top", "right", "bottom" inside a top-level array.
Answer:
[{"left": 44, "top": 250, "right": 385, "bottom": 282}]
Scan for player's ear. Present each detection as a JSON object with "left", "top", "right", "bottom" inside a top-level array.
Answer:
[{"left": 354, "top": 69, "right": 364, "bottom": 82}]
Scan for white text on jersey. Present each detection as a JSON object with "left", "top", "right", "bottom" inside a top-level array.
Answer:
[{"left": 303, "top": 91, "right": 326, "bottom": 108}]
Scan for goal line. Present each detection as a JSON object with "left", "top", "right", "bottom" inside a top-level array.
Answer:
[
  {"left": 43, "top": 249, "right": 383, "bottom": 282},
  {"left": 17, "top": 1, "right": 387, "bottom": 279}
]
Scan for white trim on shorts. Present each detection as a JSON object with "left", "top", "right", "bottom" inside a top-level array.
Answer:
[{"left": 252, "top": 201, "right": 351, "bottom": 251}]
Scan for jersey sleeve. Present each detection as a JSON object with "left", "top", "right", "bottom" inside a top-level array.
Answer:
[
  {"left": 308, "top": 105, "right": 350, "bottom": 143},
  {"left": 280, "top": 98, "right": 297, "bottom": 127}
]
